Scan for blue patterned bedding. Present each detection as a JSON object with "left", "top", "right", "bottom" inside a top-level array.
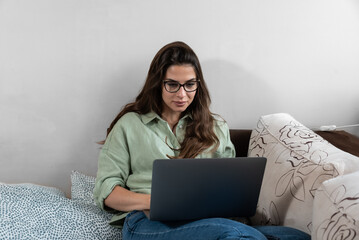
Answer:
[{"left": 0, "top": 171, "right": 122, "bottom": 240}]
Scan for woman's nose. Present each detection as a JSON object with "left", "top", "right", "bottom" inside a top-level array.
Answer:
[{"left": 176, "top": 86, "right": 187, "bottom": 97}]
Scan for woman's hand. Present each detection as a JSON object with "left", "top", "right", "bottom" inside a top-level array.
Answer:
[{"left": 104, "top": 185, "right": 151, "bottom": 212}]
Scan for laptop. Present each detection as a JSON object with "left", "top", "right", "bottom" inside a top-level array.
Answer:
[{"left": 147, "top": 157, "right": 267, "bottom": 221}]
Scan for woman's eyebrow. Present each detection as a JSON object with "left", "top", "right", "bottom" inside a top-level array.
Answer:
[{"left": 164, "top": 78, "right": 197, "bottom": 82}]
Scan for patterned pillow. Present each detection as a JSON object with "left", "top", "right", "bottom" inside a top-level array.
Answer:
[
  {"left": 312, "top": 171, "right": 359, "bottom": 240},
  {"left": 71, "top": 170, "right": 96, "bottom": 205},
  {"left": 248, "top": 113, "right": 359, "bottom": 234},
  {"left": 0, "top": 182, "right": 122, "bottom": 240}
]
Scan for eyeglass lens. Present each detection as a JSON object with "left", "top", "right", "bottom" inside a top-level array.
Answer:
[{"left": 164, "top": 81, "right": 198, "bottom": 92}]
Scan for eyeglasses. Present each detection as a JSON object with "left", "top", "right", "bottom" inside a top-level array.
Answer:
[{"left": 163, "top": 80, "right": 200, "bottom": 93}]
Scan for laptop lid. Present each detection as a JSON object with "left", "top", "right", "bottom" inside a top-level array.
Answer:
[{"left": 149, "top": 157, "right": 267, "bottom": 221}]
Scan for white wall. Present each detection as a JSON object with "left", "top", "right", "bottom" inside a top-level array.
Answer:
[{"left": 1, "top": 0, "right": 359, "bottom": 196}]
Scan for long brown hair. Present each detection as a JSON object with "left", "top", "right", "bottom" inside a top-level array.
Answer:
[{"left": 103, "top": 41, "right": 219, "bottom": 158}]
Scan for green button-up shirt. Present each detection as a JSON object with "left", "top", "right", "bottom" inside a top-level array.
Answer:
[{"left": 93, "top": 111, "right": 235, "bottom": 226}]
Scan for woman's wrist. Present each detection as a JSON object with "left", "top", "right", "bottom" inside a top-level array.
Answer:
[
  {"left": 141, "top": 193, "right": 151, "bottom": 210},
  {"left": 105, "top": 186, "right": 151, "bottom": 212}
]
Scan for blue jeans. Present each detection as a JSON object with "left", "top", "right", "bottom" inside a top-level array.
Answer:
[{"left": 122, "top": 211, "right": 310, "bottom": 240}]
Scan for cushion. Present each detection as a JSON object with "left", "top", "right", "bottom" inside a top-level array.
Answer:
[
  {"left": 248, "top": 113, "right": 359, "bottom": 234},
  {"left": 71, "top": 170, "right": 96, "bottom": 205},
  {"left": 0, "top": 181, "right": 122, "bottom": 239},
  {"left": 312, "top": 171, "right": 359, "bottom": 240}
]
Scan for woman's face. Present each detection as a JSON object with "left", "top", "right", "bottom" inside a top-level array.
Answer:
[{"left": 161, "top": 65, "right": 197, "bottom": 119}]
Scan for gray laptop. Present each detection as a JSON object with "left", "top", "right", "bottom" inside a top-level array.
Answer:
[{"left": 148, "top": 157, "right": 267, "bottom": 221}]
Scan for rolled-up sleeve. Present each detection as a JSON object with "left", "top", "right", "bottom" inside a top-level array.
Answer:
[{"left": 93, "top": 119, "right": 130, "bottom": 211}]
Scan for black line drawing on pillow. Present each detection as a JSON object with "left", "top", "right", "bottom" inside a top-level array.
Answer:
[
  {"left": 249, "top": 118, "right": 343, "bottom": 232},
  {"left": 275, "top": 122, "right": 339, "bottom": 201},
  {"left": 250, "top": 120, "right": 339, "bottom": 202},
  {"left": 258, "top": 201, "right": 281, "bottom": 226},
  {"left": 315, "top": 185, "right": 359, "bottom": 240}
]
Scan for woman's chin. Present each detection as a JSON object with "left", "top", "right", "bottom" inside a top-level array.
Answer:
[{"left": 173, "top": 105, "right": 188, "bottom": 113}]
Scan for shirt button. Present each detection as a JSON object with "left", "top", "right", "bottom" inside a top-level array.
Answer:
[{"left": 179, "top": 125, "right": 183, "bottom": 129}]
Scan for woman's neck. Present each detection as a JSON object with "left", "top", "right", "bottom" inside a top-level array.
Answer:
[{"left": 161, "top": 112, "right": 181, "bottom": 132}]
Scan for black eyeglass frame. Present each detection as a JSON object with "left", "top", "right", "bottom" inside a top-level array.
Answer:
[{"left": 163, "top": 79, "right": 200, "bottom": 93}]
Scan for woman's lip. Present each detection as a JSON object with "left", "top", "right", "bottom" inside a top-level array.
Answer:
[{"left": 174, "top": 101, "right": 186, "bottom": 106}]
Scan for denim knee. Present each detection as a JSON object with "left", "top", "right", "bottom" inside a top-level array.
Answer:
[
  {"left": 253, "top": 226, "right": 311, "bottom": 240},
  {"left": 217, "top": 225, "right": 266, "bottom": 239},
  {"left": 204, "top": 218, "right": 267, "bottom": 240}
]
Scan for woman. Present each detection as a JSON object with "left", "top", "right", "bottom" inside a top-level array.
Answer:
[{"left": 93, "top": 41, "right": 310, "bottom": 240}]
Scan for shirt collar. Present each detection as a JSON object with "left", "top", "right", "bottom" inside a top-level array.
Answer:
[
  {"left": 181, "top": 113, "right": 193, "bottom": 121},
  {"left": 141, "top": 111, "right": 193, "bottom": 125},
  {"left": 141, "top": 112, "right": 162, "bottom": 124}
]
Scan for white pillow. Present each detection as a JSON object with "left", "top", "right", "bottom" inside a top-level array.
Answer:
[
  {"left": 248, "top": 113, "right": 359, "bottom": 234},
  {"left": 312, "top": 171, "right": 359, "bottom": 240}
]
